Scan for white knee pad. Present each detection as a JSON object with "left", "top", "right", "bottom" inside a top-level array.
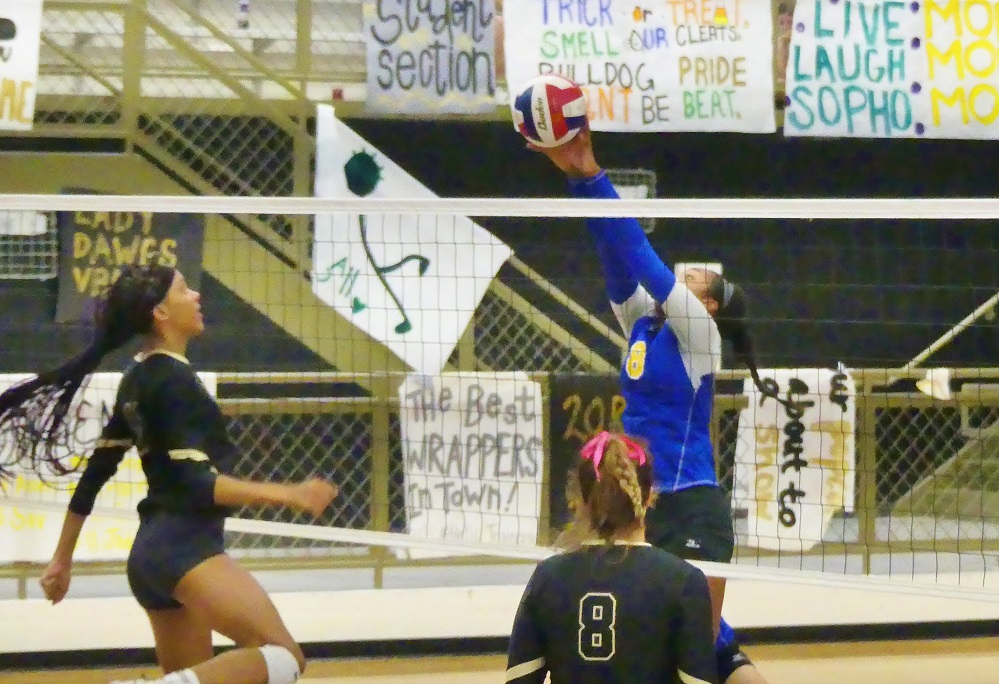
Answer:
[{"left": 259, "top": 644, "right": 302, "bottom": 684}]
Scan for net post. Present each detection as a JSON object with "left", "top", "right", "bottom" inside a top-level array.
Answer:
[
  {"left": 369, "top": 396, "right": 392, "bottom": 589},
  {"left": 854, "top": 380, "right": 881, "bottom": 575},
  {"left": 537, "top": 373, "right": 552, "bottom": 546}
]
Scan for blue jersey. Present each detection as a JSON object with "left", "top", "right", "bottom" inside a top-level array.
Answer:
[{"left": 570, "top": 172, "right": 722, "bottom": 493}]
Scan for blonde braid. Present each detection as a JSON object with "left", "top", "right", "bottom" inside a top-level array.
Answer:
[{"left": 605, "top": 443, "right": 645, "bottom": 521}]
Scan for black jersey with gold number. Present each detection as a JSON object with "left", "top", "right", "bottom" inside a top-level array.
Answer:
[
  {"left": 506, "top": 542, "right": 718, "bottom": 684},
  {"left": 69, "top": 351, "right": 237, "bottom": 519}
]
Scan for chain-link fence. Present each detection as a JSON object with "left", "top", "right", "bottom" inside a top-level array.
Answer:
[
  {"left": 206, "top": 372, "right": 999, "bottom": 572},
  {"left": 0, "top": 212, "right": 58, "bottom": 280}
]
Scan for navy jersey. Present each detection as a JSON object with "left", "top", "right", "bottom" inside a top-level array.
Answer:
[
  {"left": 506, "top": 543, "right": 718, "bottom": 684},
  {"left": 569, "top": 173, "right": 722, "bottom": 493},
  {"left": 69, "top": 350, "right": 236, "bottom": 519}
]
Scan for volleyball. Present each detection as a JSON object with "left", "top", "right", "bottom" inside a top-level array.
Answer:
[{"left": 513, "top": 74, "right": 588, "bottom": 149}]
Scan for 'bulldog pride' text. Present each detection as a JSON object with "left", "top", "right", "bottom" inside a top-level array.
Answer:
[{"left": 504, "top": 0, "right": 777, "bottom": 132}]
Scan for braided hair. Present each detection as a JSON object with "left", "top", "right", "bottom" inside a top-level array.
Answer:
[
  {"left": 560, "top": 433, "right": 655, "bottom": 546},
  {"left": 0, "top": 264, "right": 175, "bottom": 482}
]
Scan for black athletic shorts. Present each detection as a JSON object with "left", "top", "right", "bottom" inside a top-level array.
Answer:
[
  {"left": 127, "top": 511, "right": 226, "bottom": 610},
  {"left": 644, "top": 485, "right": 735, "bottom": 563}
]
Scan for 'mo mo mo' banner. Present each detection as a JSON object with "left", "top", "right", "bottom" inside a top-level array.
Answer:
[{"left": 785, "top": 0, "right": 999, "bottom": 138}]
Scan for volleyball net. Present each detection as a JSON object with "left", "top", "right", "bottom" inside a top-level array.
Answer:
[{"left": 1, "top": 194, "right": 999, "bottom": 608}]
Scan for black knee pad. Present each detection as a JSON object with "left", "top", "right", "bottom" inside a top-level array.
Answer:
[{"left": 716, "top": 639, "right": 753, "bottom": 683}]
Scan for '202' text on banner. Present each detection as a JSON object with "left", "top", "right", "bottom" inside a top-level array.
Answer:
[
  {"left": 785, "top": 0, "right": 999, "bottom": 138},
  {"left": 503, "top": 0, "right": 777, "bottom": 132}
]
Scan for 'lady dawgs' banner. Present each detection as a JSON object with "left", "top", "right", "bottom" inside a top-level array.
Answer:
[
  {"left": 733, "top": 368, "right": 856, "bottom": 552},
  {"left": 55, "top": 200, "right": 205, "bottom": 323}
]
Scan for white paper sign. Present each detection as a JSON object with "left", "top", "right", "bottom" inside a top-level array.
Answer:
[
  {"left": 785, "top": 0, "right": 999, "bottom": 138},
  {"left": 364, "top": 0, "right": 498, "bottom": 114},
  {"left": 503, "top": 0, "right": 777, "bottom": 132},
  {"left": 313, "top": 105, "right": 513, "bottom": 374},
  {"left": 733, "top": 368, "right": 856, "bottom": 552},
  {"left": 0, "top": 371, "right": 218, "bottom": 562},
  {"left": 398, "top": 373, "right": 544, "bottom": 556},
  {"left": 0, "top": 1, "right": 43, "bottom": 131}
]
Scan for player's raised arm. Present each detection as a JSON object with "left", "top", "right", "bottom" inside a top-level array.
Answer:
[{"left": 532, "top": 128, "right": 680, "bottom": 338}]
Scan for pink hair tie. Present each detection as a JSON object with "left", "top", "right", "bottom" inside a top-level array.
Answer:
[{"left": 580, "top": 431, "right": 647, "bottom": 480}]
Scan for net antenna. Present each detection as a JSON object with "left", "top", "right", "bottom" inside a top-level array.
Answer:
[{"left": 604, "top": 168, "right": 657, "bottom": 233}]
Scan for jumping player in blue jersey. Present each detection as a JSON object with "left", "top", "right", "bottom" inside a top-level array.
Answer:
[
  {"left": 531, "top": 128, "right": 772, "bottom": 684},
  {"left": 0, "top": 264, "right": 338, "bottom": 684},
  {"left": 507, "top": 431, "right": 718, "bottom": 684}
]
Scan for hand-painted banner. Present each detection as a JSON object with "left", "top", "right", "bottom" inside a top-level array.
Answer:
[
  {"left": 503, "top": 0, "right": 777, "bottom": 132},
  {"left": 313, "top": 105, "right": 513, "bottom": 374},
  {"left": 364, "top": 0, "right": 498, "bottom": 114},
  {"left": 785, "top": 0, "right": 999, "bottom": 138},
  {"left": 733, "top": 368, "right": 856, "bottom": 552},
  {"left": 398, "top": 372, "right": 545, "bottom": 558},
  {"left": 55, "top": 202, "right": 205, "bottom": 323},
  {"left": 0, "top": 0, "right": 43, "bottom": 131}
]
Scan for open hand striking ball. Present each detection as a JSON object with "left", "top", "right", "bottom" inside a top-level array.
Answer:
[{"left": 513, "top": 74, "right": 588, "bottom": 148}]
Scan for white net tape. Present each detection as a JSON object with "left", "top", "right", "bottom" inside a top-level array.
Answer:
[{"left": 0, "top": 194, "right": 997, "bottom": 218}]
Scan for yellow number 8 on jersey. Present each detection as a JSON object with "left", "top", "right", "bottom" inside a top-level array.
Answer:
[{"left": 625, "top": 341, "right": 647, "bottom": 380}]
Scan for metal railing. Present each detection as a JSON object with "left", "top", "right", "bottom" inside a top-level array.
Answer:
[{"left": 5, "top": 367, "right": 999, "bottom": 596}]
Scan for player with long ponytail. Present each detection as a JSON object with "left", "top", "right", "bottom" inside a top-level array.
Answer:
[
  {"left": 529, "top": 126, "right": 772, "bottom": 684},
  {"left": 0, "top": 264, "right": 337, "bottom": 684}
]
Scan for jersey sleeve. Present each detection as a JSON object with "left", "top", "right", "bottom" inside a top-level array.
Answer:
[
  {"left": 663, "top": 283, "right": 723, "bottom": 361},
  {"left": 142, "top": 365, "right": 220, "bottom": 509},
  {"left": 568, "top": 171, "right": 678, "bottom": 311},
  {"left": 609, "top": 286, "right": 657, "bottom": 338},
  {"left": 67, "top": 408, "right": 134, "bottom": 516},
  {"left": 506, "top": 565, "right": 549, "bottom": 683},
  {"left": 673, "top": 567, "right": 719, "bottom": 684}
]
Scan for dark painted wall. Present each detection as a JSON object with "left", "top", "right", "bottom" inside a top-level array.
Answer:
[{"left": 0, "top": 274, "right": 330, "bottom": 375}]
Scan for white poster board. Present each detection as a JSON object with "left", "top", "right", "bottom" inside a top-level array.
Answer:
[
  {"left": 733, "top": 368, "right": 856, "bottom": 552},
  {"left": 785, "top": 0, "right": 999, "bottom": 138},
  {"left": 398, "top": 373, "right": 545, "bottom": 557},
  {"left": 0, "top": 1, "right": 42, "bottom": 131},
  {"left": 364, "top": 0, "right": 498, "bottom": 114},
  {"left": 313, "top": 105, "right": 513, "bottom": 374}
]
